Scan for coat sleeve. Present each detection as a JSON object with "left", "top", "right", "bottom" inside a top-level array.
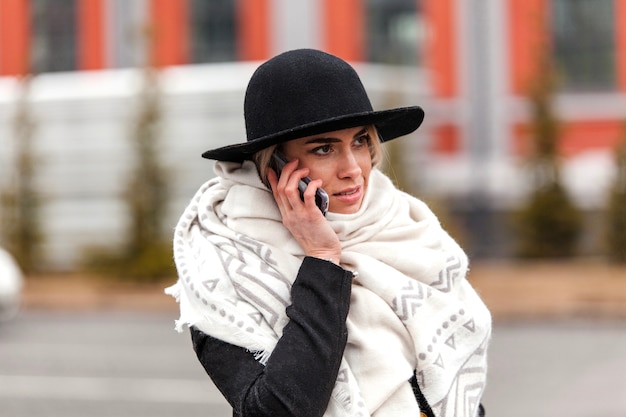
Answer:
[{"left": 190, "top": 256, "right": 353, "bottom": 417}]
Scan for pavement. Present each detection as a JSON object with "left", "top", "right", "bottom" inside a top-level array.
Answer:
[
  {"left": 467, "top": 260, "right": 626, "bottom": 320},
  {"left": 10, "top": 261, "right": 626, "bottom": 417},
  {"left": 19, "top": 260, "right": 626, "bottom": 320}
]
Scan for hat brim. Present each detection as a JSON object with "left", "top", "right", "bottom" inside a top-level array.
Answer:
[{"left": 202, "top": 106, "right": 425, "bottom": 162}]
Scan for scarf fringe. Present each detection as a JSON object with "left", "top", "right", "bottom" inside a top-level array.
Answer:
[
  {"left": 166, "top": 280, "right": 277, "bottom": 364},
  {"left": 164, "top": 283, "right": 185, "bottom": 332},
  {"left": 333, "top": 388, "right": 354, "bottom": 410},
  {"left": 251, "top": 349, "right": 272, "bottom": 365}
]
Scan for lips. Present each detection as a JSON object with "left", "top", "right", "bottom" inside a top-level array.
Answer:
[
  {"left": 334, "top": 187, "right": 360, "bottom": 196},
  {"left": 332, "top": 185, "right": 363, "bottom": 207}
]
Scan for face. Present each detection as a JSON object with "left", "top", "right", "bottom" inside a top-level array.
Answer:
[{"left": 281, "top": 126, "right": 373, "bottom": 214}]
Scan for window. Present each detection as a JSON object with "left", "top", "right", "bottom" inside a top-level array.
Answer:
[
  {"left": 31, "top": 0, "right": 77, "bottom": 73},
  {"left": 551, "top": 0, "right": 616, "bottom": 91},
  {"left": 189, "top": 0, "right": 237, "bottom": 63},
  {"left": 365, "top": 0, "right": 424, "bottom": 66}
]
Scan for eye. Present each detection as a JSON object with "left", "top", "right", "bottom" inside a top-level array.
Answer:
[
  {"left": 312, "top": 144, "right": 332, "bottom": 155},
  {"left": 354, "top": 134, "right": 370, "bottom": 147}
]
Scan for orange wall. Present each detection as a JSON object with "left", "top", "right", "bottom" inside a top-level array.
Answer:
[
  {"left": 149, "top": 0, "right": 189, "bottom": 67},
  {"left": 423, "top": 0, "right": 457, "bottom": 98},
  {"left": 78, "top": 0, "right": 107, "bottom": 70},
  {"left": 0, "top": 0, "right": 30, "bottom": 76},
  {"left": 322, "top": 0, "right": 364, "bottom": 62},
  {"left": 422, "top": 0, "right": 460, "bottom": 153},
  {"left": 510, "top": 0, "right": 626, "bottom": 156},
  {"left": 559, "top": 120, "right": 625, "bottom": 156},
  {"left": 513, "top": 119, "right": 624, "bottom": 157},
  {"left": 432, "top": 124, "right": 461, "bottom": 154},
  {"left": 238, "top": 0, "right": 270, "bottom": 61},
  {"left": 509, "top": 0, "right": 626, "bottom": 94},
  {"left": 508, "top": 0, "right": 548, "bottom": 95}
]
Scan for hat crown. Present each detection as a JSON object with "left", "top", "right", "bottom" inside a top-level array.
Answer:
[{"left": 244, "top": 49, "right": 373, "bottom": 142}]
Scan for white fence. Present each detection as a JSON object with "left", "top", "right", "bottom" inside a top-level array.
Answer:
[
  {"left": 0, "top": 63, "right": 432, "bottom": 269},
  {"left": 0, "top": 62, "right": 619, "bottom": 268}
]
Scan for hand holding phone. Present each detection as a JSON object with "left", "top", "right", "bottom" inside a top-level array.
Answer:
[{"left": 271, "top": 152, "right": 329, "bottom": 216}]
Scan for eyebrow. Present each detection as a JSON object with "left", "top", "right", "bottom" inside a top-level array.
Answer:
[{"left": 304, "top": 128, "right": 369, "bottom": 144}]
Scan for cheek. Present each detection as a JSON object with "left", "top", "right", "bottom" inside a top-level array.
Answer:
[
  {"left": 359, "top": 157, "right": 372, "bottom": 192},
  {"left": 310, "top": 166, "right": 333, "bottom": 185},
  {"left": 359, "top": 155, "right": 373, "bottom": 178}
]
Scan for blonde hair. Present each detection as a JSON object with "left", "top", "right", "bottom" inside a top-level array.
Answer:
[
  {"left": 253, "top": 144, "right": 279, "bottom": 188},
  {"left": 253, "top": 125, "right": 382, "bottom": 188}
]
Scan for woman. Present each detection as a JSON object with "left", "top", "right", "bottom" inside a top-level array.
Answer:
[{"left": 167, "top": 49, "right": 491, "bottom": 417}]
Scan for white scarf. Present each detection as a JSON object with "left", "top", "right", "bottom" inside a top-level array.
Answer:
[{"left": 166, "top": 161, "right": 491, "bottom": 417}]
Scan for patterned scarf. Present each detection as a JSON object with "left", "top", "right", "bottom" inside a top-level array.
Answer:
[{"left": 166, "top": 161, "right": 491, "bottom": 417}]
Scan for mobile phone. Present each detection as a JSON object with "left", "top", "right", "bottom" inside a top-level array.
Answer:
[{"left": 271, "top": 152, "right": 329, "bottom": 216}]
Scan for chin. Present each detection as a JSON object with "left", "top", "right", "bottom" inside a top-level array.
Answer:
[{"left": 330, "top": 202, "right": 362, "bottom": 215}]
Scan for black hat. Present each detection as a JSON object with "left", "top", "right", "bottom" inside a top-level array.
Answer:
[{"left": 202, "top": 49, "right": 425, "bottom": 162}]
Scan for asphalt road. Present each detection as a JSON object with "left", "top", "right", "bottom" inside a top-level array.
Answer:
[
  {"left": 1, "top": 311, "right": 625, "bottom": 417},
  {"left": 0, "top": 311, "right": 231, "bottom": 417}
]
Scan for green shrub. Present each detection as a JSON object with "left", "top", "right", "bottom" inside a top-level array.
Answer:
[
  {"left": 515, "top": 181, "right": 582, "bottom": 258},
  {"left": 514, "top": 50, "right": 583, "bottom": 259},
  {"left": 82, "top": 241, "right": 175, "bottom": 283},
  {"left": 82, "top": 67, "right": 174, "bottom": 282},
  {"left": 605, "top": 135, "right": 626, "bottom": 263},
  {"left": 0, "top": 76, "right": 43, "bottom": 273}
]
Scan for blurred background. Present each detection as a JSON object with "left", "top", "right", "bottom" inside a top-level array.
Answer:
[{"left": 0, "top": 1, "right": 625, "bottom": 416}]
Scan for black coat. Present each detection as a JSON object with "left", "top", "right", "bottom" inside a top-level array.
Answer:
[{"left": 190, "top": 257, "right": 477, "bottom": 417}]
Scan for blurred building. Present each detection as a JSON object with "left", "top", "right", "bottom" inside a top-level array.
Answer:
[{"left": 0, "top": 0, "right": 625, "bottom": 267}]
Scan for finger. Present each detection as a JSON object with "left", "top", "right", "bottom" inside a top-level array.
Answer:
[
  {"left": 284, "top": 167, "right": 312, "bottom": 209},
  {"left": 268, "top": 162, "right": 306, "bottom": 213},
  {"left": 267, "top": 167, "right": 278, "bottom": 190},
  {"left": 278, "top": 158, "right": 299, "bottom": 181},
  {"left": 273, "top": 159, "right": 298, "bottom": 195},
  {"left": 267, "top": 167, "right": 292, "bottom": 215},
  {"left": 302, "top": 178, "right": 323, "bottom": 209}
]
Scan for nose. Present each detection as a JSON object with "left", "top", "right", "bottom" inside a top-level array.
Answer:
[{"left": 337, "top": 149, "right": 362, "bottom": 179}]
